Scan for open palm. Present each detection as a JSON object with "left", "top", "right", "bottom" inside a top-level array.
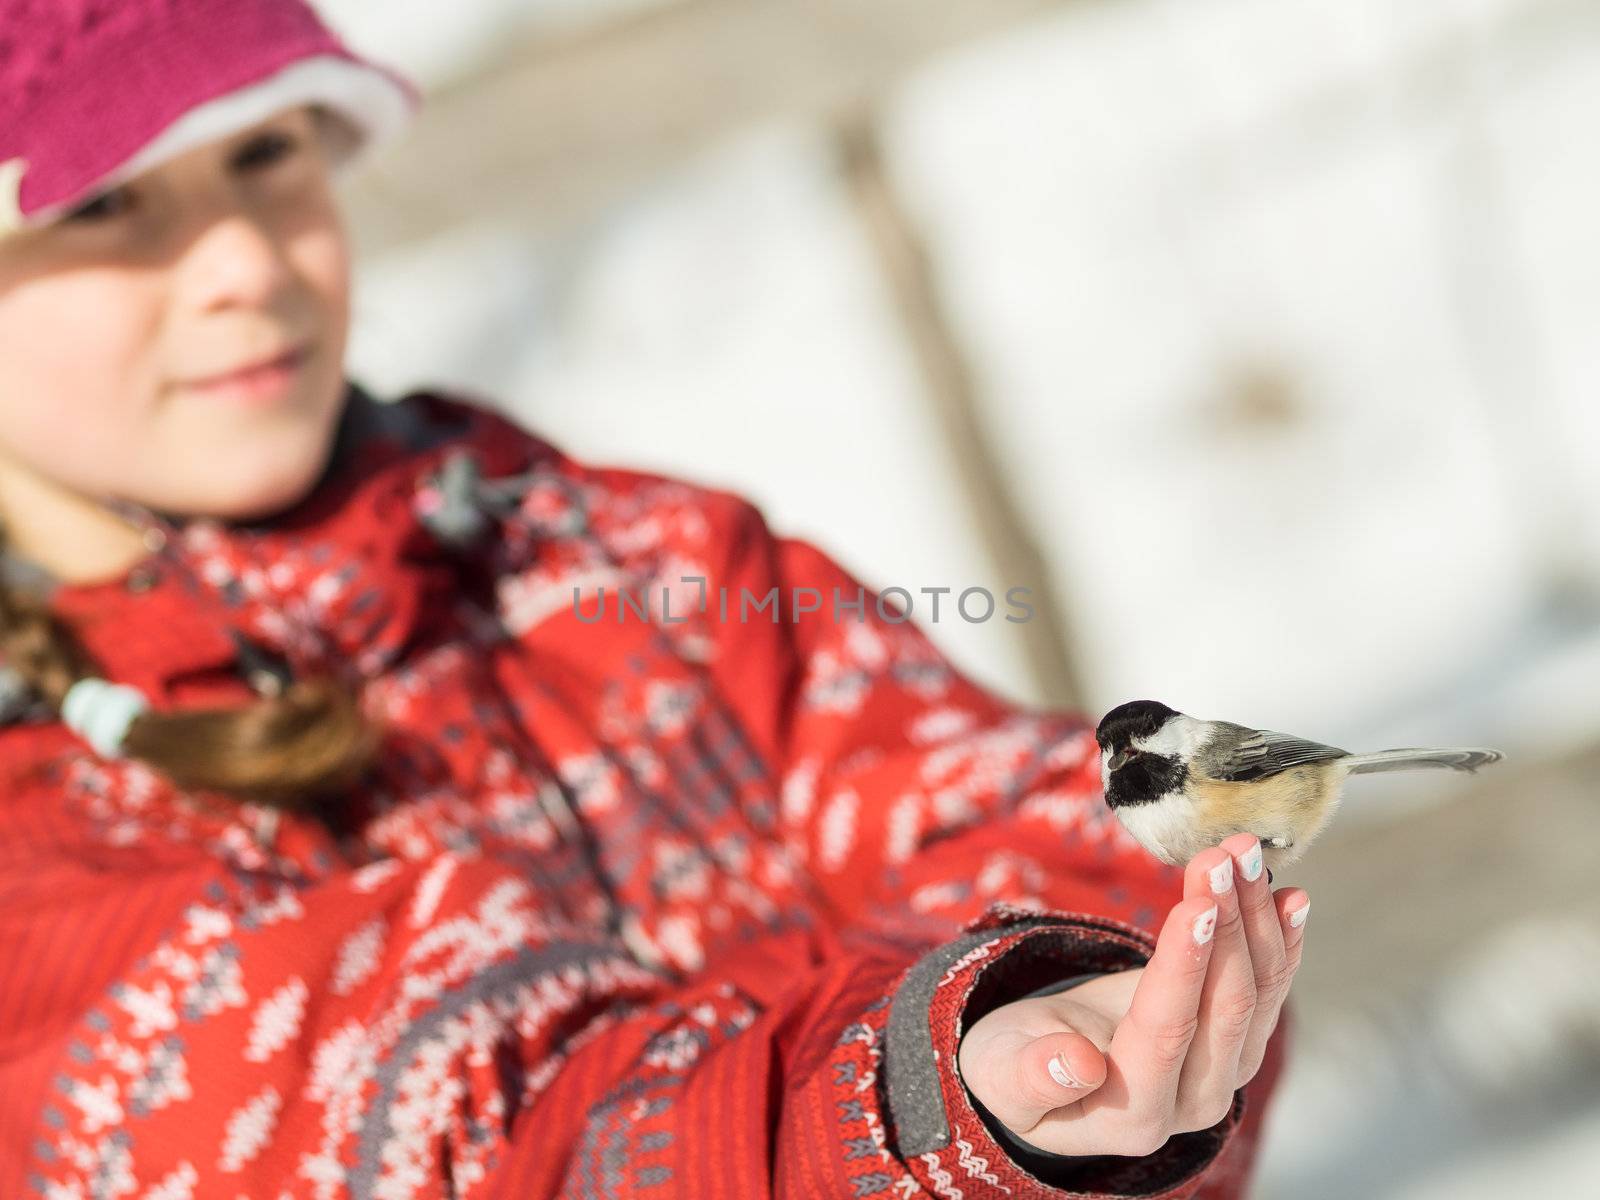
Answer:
[{"left": 957, "top": 834, "right": 1310, "bottom": 1158}]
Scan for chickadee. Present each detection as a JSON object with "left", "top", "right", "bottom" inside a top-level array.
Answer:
[{"left": 1095, "top": 699, "right": 1504, "bottom": 876}]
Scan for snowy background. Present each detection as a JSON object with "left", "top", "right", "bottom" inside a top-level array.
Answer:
[{"left": 318, "top": 1, "right": 1600, "bottom": 1195}]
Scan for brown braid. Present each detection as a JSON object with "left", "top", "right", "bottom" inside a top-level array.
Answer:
[{"left": 0, "top": 523, "right": 383, "bottom": 812}]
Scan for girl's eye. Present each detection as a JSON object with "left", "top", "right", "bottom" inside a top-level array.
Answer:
[
  {"left": 63, "top": 188, "right": 132, "bottom": 223},
  {"left": 234, "top": 131, "right": 301, "bottom": 171},
  {"left": 59, "top": 130, "right": 301, "bottom": 225}
]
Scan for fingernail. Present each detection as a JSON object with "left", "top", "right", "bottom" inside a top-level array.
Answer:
[
  {"left": 1208, "top": 858, "right": 1233, "bottom": 894},
  {"left": 1049, "top": 1052, "right": 1087, "bottom": 1089},
  {"left": 1288, "top": 901, "right": 1310, "bottom": 928},
  {"left": 1192, "top": 904, "right": 1218, "bottom": 945},
  {"left": 1238, "top": 842, "right": 1263, "bottom": 883}
]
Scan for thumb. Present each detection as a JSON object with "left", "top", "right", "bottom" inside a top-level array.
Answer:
[{"left": 996, "top": 1031, "right": 1108, "bottom": 1132}]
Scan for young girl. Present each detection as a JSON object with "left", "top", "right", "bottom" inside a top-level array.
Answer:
[{"left": 0, "top": 3, "right": 1308, "bottom": 1197}]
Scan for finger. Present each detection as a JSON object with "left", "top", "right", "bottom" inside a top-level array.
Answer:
[
  {"left": 1103, "top": 894, "right": 1218, "bottom": 1133},
  {"left": 1015, "top": 1031, "right": 1110, "bottom": 1124},
  {"left": 1224, "top": 834, "right": 1289, "bottom": 998},
  {"left": 1172, "top": 843, "right": 1255, "bottom": 1132},
  {"left": 1280, "top": 889, "right": 1311, "bottom": 967},
  {"left": 1219, "top": 834, "right": 1294, "bottom": 1087},
  {"left": 1232, "top": 887, "right": 1310, "bottom": 1082},
  {"left": 963, "top": 1025, "right": 1108, "bottom": 1138}
]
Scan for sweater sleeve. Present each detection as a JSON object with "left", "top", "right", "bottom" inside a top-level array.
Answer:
[
  {"left": 692, "top": 494, "right": 1169, "bottom": 934},
  {"left": 678, "top": 494, "right": 1283, "bottom": 1197},
  {"left": 3, "top": 843, "right": 1272, "bottom": 1200},
  {"left": 416, "top": 414, "right": 1283, "bottom": 1196},
  {"left": 483, "top": 901, "right": 1257, "bottom": 1200}
]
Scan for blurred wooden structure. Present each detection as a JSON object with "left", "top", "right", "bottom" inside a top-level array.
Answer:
[
  {"left": 341, "top": 0, "right": 1077, "bottom": 253},
  {"left": 343, "top": 0, "right": 1087, "bottom": 709}
]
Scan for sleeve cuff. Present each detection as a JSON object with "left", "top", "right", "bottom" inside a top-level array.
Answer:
[
  {"left": 883, "top": 901, "right": 1246, "bottom": 1198},
  {"left": 960, "top": 971, "right": 1105, "bottom": 1169}
]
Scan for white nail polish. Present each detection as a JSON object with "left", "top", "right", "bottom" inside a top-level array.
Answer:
[
  {"left": 1239, "top": 843, "right": 1263, "bottom": 882},
  {"left": 1048, "top": 1053, "right": 1084, "bottom": 1089},
  {"left": 1208, "top": 859, "right": 1233, "bottom": 894},
  {"left": 1289, "top": 902, "right": 1310, "bottom": 928},
  {"left": 1192, "top": 905, "right": 1218, "bottom": 945}
]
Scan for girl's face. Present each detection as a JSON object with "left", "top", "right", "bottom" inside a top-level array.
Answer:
[{"left": 0, "top": 105, "right": 351, "bottom": 526}]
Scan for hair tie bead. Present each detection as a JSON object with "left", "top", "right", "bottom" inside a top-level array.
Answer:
[{"left": 61, "top": 677, "right": 149, "bottom": 758}]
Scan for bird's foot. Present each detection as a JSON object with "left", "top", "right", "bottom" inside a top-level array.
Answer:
[{"left": 1259, "top": 837, "right": 1292, "bottom": 885}]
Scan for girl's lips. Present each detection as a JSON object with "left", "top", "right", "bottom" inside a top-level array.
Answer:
[{"left": 182, "top": 345, "right": 310, "bottom": 405}]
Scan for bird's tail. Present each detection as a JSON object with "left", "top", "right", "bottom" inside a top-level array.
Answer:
[{"left": 1343, "top": 747, "right": 1504, "bottom": 775}]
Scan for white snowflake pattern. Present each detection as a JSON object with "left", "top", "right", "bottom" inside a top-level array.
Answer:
[
  {"left": 554, "top": 751, "right": 622, "bottom": 816},
  {"left": 218, "top": 1085, "right": 282, "bottom": 1173},
  {"left": 652, "top": 838, "right": 711, "bottom": 902},
  {"left": 180, "top": 905, "right": 232, "bottom": 945},
  {"left": 642, "top": 1026, "right": 707, "bottom": 1071},
  {"left": 844, "top": 622, "right": 888, "bottom": 669},
  {"left": 331, "top": 918, "right": 388, "bottom": 996},
  {"left": 655, "top": 914, "right": 704, "bottom": 974},
  {"left": 817, "top": 787, "right": 860, "bottom": 873},
  {"left": 497, "top": 564, "right": 632, "bottom": 635},
  {"left": 126, "top": 1040, "right": 193, "bottom": 1114},
  {"left": 244, "top": 977, "right": 308, "bottom": 1063},
  {"left": 907, "top": 706, "right": 977, "bottom": 745},
  {"left": 909, "top": 881, "right": 968, "bottom": 914},
  {"left": 780, "top": 757, "right": 820, "bottom": 829},
  {"left": 66, "top": 1074, "right": 123, "bottom": 1135},
  {"left": 115, "top": 980, "right": 178, "bottom": 1040},
  {"left": 244, "top": 885, "right": 306, "bottom": 928},
  {"left": 801, "top": 648, "right": 872, "bottom": 715},
  {"left": 407, "top": 855, "right": 460, "bottom": 929},
  {"left": 884, "top": 792, "right": 923, "bottom": 866},
  {"left": 143, "top": 1160, "right": 199, "bottom": 1200},
  {"left": 975, "top": 852, "right": 1046, "bottom": 900},
  {"left": 181, "top": 948, "right": 248, "bottom": 1020},
  {"left": 643, "top": 679, "right": 700, "bottom": 736},
  {"left": 351, "top": 858, "right": 405, "bottom": 893},
  {"left": 302, "top": 1019, "right": 368, "bottom": 1111}
]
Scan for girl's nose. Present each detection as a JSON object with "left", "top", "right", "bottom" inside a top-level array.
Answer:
[{"left": 179, "top": 211, "right": 298, "bottom": 313}]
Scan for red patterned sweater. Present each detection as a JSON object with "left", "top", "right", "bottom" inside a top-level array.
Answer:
[{"left": 0, "top": 384, "right": 1285, "bottom": 1198}]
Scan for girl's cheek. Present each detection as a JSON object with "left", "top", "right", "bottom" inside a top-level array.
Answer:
[
  {"left": 0, "top": 281, "right": 155, "bottom": 469},
  {"left": 3, "top": 263, "right": 152, "bottom": 365}
]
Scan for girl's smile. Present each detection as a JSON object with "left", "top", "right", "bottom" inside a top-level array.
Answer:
[{"left": 177, "top": 338, "right": 315, "bottom": 408}]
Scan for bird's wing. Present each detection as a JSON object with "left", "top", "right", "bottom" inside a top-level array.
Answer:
[{"left": 1198, "top": 721, "right": 1349, "bottom": 782}]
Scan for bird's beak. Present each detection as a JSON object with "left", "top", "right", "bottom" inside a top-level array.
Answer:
[{"left": 1107, "top": 749, "right": 1130, "bottom": 772}]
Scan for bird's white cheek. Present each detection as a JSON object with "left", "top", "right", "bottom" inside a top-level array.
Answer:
[
  {"left": 1135, "top": 715, "right": 1208, "bottom": 760},
  {"left": 1100, "top": 756, "right": 1111, "bottom": 795}
]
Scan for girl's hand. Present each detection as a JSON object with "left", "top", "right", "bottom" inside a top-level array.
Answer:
[{"left": 956, "top": 834, "right": 1309, "bottom": 1158}]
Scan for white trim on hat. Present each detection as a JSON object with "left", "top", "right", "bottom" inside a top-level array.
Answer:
[
  {"left": 0, "top": 157, "right": 24, "bottom": 231},
  {"left": 31, "top": 54, "right": 417, "bottom": 226}
]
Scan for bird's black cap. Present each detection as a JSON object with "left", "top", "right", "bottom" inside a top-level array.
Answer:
[{"left": 1095, "top": 699, "right": 1178, "bottom": 750}]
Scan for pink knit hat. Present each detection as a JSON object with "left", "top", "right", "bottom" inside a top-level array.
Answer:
[{"left": 0, "top": 0, "right": 421, "bottom": 233}]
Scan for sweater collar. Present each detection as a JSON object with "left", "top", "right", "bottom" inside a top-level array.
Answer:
[{"left": 0, "top": 380, "right": 505, "bottom": 707}]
